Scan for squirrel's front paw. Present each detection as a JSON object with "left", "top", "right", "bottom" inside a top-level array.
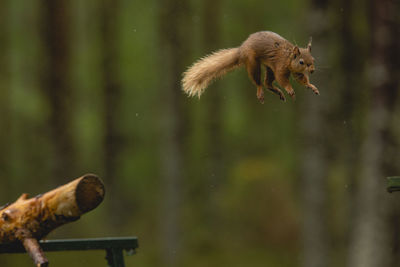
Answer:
[
  {"left": 309, "top": 84, "right": 320, "bottom": 95},
  {"left": 278, "top": 91, "right": 286, "bottom": 102},
  {"left": 288, "top": 90, "right": 296, "bottom": 101}
]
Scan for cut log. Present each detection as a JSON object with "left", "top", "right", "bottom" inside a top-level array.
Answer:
[{"left": 0, "top": 174, "right": 105, "bottom": 266}]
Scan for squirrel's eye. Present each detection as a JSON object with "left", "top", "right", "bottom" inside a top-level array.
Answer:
[{"left": 299, "top": 60, "right": 304, "bottom": 65}]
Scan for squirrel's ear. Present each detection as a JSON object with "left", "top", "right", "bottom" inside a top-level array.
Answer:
[
  {"left": 307, "top": 37, "right": 312, "bottom": 52},
  {"left": 293, "top": 46, "right": 301, "bottom": 58}
]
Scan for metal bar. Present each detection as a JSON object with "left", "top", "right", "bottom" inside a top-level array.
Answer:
[
  {"left": 387, "top": 176, "right": 400, "bottom": 193},
  {"left": 106, "top": 248, "right": 125, "bottom": 267},
  {"left": 0, "top": 237, "right": 138, "bottom": 254}
]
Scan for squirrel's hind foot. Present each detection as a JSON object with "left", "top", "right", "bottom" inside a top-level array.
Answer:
[{"left": 256, "top": 87, "right": 265, "bottom": 104}]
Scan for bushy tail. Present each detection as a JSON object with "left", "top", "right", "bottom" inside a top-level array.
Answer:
[{"left": 182, "top": 48, "right": 242, "bottom": 98}]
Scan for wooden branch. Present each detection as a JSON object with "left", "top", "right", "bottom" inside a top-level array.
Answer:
[
  {"left": 22, "top": 238, "right": 48, "bottom": 267},
  {"left": 0, "top": 174, "right": 105, "bottom": 266}
]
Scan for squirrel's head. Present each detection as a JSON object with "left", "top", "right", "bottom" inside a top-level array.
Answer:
[{"left": 289, "top": 37, "right": 315, "bottom": 74}]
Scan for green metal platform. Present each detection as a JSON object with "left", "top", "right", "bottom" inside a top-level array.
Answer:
[
  {"left": 387, "top": 176, "right": 400, "bottom": 193},
  {"left": 0, "top": 237, "right": 138, "bottom": 267}
]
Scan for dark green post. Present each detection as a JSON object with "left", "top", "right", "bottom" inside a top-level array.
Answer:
[
  {"left": 387, "top": 176, "right": 400, "bottom": 193},
  {"left": 106, "top": 248, "right": 125, "bottom": 267}
]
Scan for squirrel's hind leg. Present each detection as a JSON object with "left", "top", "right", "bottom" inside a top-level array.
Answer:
[
  {"left": 264, "top": 67, "right": 286, "bottom": 102},
  {"left": 245, "top": 57, "right": 264, "bottom": 104}
]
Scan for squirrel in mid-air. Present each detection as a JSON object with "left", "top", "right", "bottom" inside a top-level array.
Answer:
[{"left": 182, "top": 31, "right": 319, "bottom": 103}]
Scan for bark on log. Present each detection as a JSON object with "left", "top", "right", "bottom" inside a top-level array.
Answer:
[{"left": 0, "top": 174, "right": 105, "bottom": 266}]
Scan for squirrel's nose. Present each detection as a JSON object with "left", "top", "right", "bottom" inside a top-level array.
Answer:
[{"left": 310, "top": 69, "right": 314, "bottom": 74}]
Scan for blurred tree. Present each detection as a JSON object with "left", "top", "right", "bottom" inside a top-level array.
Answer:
[
  {"left": 158, "top": 0, "right": 190, "bottom": 266},
  {"left": 335, "top": 0, "right": 368, "bottom": 262},
  {"left": 337, "top": 0, "right": 358, "bottom": 168},
  {"left": 0, "top": 0, "right": 11, "bottom": 190},
  {"left": 201, "top": 0, "right": 224, "bottom": 246},
  {"left": 203, "top": 0, "right": 223, "bottom": 178},
  {"left": 348, "top": 0, "right": 400, "bottom": 266},
  {"left": 99, "top": 0, "right": 124, "bottom": 226},
  {"left": 40, "top": 0, "right": 75, "bottom": 181},
  {"left": 299, "top": 0, "right": 330, "bottom": 266}
]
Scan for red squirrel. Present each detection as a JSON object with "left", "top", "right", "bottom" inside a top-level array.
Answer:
[{"left": 182, "top": 31, "right": 319, "bottom": 103}]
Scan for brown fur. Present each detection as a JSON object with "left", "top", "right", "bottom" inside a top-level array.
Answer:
[
  {"left": 182, "top": 48, "right": 242, "bottom": 98},
  {"left": 182, "top": 31, "right": 319, "bottom": 103}
]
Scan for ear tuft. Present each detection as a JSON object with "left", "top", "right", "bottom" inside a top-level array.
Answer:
[
  {"left": 293, "top": 46, "right": 300, "bottom": 58},
  {"left": 307, "top": 37, "right": 312, "bottom": 52}
]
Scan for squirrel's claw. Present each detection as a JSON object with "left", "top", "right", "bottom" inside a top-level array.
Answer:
[
  {"left": 258, "top": 95, "right": 265, "bottom": 104},
  {"left": 308, "top": 84, "right": 320, "bottom": 95},
  {"left": 276, "top": 91, "right": 286, "bottom": 102},
  {"left": 288, "top": 91, "right": 296, "bottom": 101},
  {"left": 257, "top": 88, "right": 265, "bottom": 104}
]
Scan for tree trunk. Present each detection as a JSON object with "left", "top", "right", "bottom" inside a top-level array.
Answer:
[
  {"left": 300, "top": 101, "right": 329, "bottom": 267},
  {"left": 336, "top": 0, "right": 362, "bottom": 262},
  {"left": 0, "top": 174, "right": 105, "bottom": 267},
  {"left": 201, "top": 0, "right": 223, "bottom": 243},
  {"left": 300, "top": 0, "right": 330, "bottom": 266},
  {"left": 99, "top": 0, "right": 124, "bottom": 227},
  {"left": 40, "top": 0, "right": 75, "bottom": 181},
  {"left": 158, "top": 0, "right": 190, "bottom": 266},
  {"left": 0, "top": 0, "right": 11, "bottom": 192},
  {"left": 347, "top": 0, "right": 400, "bottom": 266},
  {"left": 203, "top": 0, "right": 223, "bottom": 170}
]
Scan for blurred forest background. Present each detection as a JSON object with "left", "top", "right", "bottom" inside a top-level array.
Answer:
[{"left": 0, "top": 0, "right": 400, "bottom": 266}]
